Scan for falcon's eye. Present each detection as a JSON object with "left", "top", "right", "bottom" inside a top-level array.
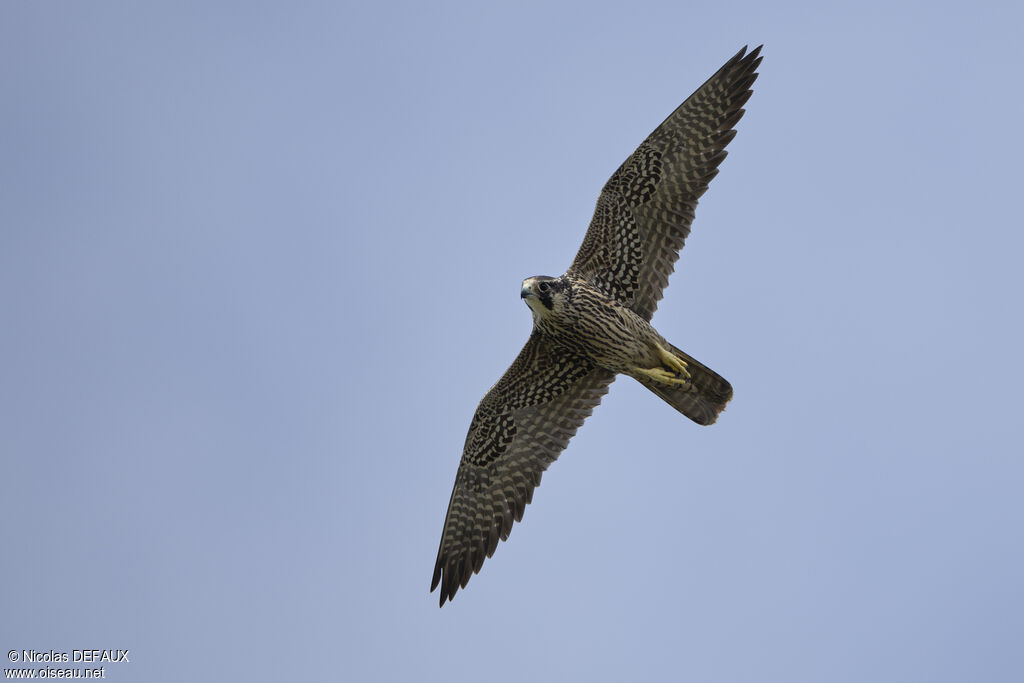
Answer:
[{"left": 538, "top": 282, "right": 550, "bottom": 293}]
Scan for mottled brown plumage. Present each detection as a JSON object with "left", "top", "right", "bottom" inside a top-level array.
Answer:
[{"left": 432, "top": 46, "right": 761, "bottom": 606}]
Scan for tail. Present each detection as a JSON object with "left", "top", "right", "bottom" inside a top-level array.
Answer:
[{"left": 634, "top": 342, "right": 733, "bottom": 425}]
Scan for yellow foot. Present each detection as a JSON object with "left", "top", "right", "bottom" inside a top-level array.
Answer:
[
  {"left": 655, "top": 343, "right": 691, "bottom": 380},
  {"left": 635, "top": 365, "right": 691, "bottom": 388}
]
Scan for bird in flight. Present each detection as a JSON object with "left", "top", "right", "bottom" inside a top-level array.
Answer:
[{"left": 432, "top": 46, "right": 762, "bottom": 606}]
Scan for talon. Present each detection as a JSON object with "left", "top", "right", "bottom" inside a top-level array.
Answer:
[
  {"left": 635, "top": 366, "right": 691, "bottom": 388},
  {"left": 655, "top": 343, "right": 691, "bottom": 379}
]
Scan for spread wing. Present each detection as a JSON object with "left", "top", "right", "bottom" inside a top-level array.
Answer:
[
  {"left": 431, "top": 333, "right": 615, "bottom": 606},
  {"left": 568, "top": 45, "right": 762, "bottom": 321}
]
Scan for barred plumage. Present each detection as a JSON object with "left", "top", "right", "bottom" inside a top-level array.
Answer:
[{"left": 432, "top": 46, "right": 762, "bottom": 606}]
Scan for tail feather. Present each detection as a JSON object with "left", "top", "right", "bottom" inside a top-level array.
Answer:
[{"left": 634, "top": 343, "right": 732, "bottom": 425}]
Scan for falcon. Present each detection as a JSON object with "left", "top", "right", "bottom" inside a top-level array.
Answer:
[{"left": 432, "top": 46, "right": 761, "bottom": 606}]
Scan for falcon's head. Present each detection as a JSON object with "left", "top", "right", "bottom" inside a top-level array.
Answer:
[{"left": 521, "top": 276, "right": 570, "bottom": 324}]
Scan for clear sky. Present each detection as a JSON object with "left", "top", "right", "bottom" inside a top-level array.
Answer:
[{"left": 2, "top": 2, "right": 1022, "bottom": 681}]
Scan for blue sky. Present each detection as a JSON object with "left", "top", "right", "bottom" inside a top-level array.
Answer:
[{"left": 2, "top": 2, "right": 1022, "bottom": 681}]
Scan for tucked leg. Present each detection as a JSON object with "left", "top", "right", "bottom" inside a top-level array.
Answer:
[
  {"left": 634, "top": 365, "right": 691, "bottom": 388},
  {"left": 655, "top": 343, "right": 691, "bottom": 379}
]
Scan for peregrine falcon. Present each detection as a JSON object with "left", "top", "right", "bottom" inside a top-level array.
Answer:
[{"left": 432, "top": 46, "right": 761, "bottom": 606}]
